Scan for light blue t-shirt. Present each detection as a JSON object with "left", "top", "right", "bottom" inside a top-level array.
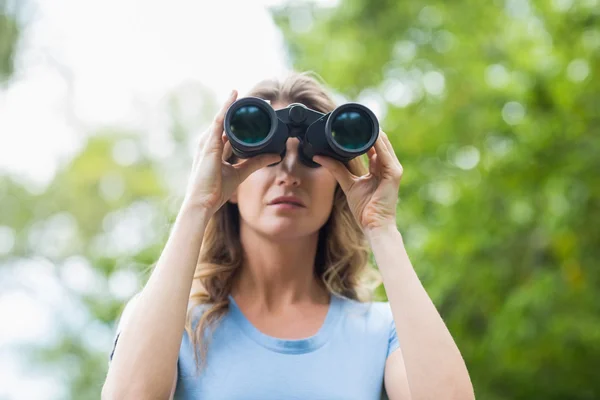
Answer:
[{"left": 109, "top": 293, "right": 400, "bottom": 399}]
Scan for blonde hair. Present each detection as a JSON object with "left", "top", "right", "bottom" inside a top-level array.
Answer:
[{"left": 184, "top": 71, "right": 381, "bottom": 374}]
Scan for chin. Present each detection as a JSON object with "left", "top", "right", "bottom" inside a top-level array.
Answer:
[{"left": 260, "top": 222, "right": 320, "bottom": 241}]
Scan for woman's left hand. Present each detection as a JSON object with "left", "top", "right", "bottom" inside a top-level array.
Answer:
[{"left": 313, "top": 130, "right": 403, "bottom": 234}]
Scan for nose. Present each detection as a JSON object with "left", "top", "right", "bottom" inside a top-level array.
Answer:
[{"left": 275, "top": 138, "right": 302, "bottom": 187}]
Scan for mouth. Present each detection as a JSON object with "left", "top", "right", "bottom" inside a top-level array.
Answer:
[
  {"left": 269, "top": 202, "right": 305, "bottom": 211},
  {"left": 268, "top": 196, "right": 306, "bottom": 208},
  {"left": 270, "top": 202, "right": 304, "bottom": 207}
]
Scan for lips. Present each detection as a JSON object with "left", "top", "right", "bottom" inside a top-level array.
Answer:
[{"left": 268, "top": 196, "right": 306, "bottom": 207}]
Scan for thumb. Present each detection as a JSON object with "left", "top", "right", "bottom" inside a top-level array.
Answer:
[
  {"left": 313, "top": 155, "right": 356, "bottom": 193},
  {"left": 236, "top": 153, "right": 282, "bottom": 182}
]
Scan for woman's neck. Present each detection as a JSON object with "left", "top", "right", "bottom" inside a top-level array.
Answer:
[{"left": 231, "top": 225, "right": 329, "bottom": 312}]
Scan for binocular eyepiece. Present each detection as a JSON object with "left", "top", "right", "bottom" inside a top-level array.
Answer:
[{"left": 223, "top": 97, "right": 379, "bottom": 168}]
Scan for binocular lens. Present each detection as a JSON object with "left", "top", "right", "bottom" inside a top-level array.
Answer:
[
  {"left": 230, "top": 105, "right": 272, "bottom": 144},
  {"left": 330, "top": 109, "right": 374, "bottom": 151},
  {"left": 225, "top": 97, "right": 379, "bottom": 166}
]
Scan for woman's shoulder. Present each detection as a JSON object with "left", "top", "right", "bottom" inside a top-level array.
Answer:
[
  {"left": 334, "top": 294, "right": 399, "bottom": 354},
  {"left": 115, "top": 291, "right": 209, "bottom": 328},
  {"left": 335, "top": 294, "right": 395, "bottom": 325},
  {"left": 114, "top": 292, "right": 142, "bottom": 329}
]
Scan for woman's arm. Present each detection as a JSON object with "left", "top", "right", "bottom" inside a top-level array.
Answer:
[
  {"left": 367, "top": 225, "right": 475, "bottom": 400},
  {"left": 102, "top": 205, "right": 209, "bottom": 400}
]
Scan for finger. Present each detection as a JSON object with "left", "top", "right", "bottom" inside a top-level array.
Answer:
[
  {"left": 193, "top": 129, "right": 211, "bottom": 169},
  {"left": 235, "top": 153, "right": 282, "bottom": 183},
  {"left": 381, "top": 131, "right": 400, "bottom": 164},
  {"left": 373, "top": 132, "right": 394, "bottom": 168},
  {"left": 207, "top": 90, "right": 238, "bottom": 156},
  {"left": 195, "top": 127, "right": 211, "bottom": 153},
  {"left": 222, "top": 138, "right": 233, "bottom": 162},
  {"left": 213, "top": 90, "right": 237, "bottom": 137},
  {"left": 313, "top": 155, "right": 356, "bottom": 193},
  {"left": 380, "top": 131, "right": 404, "bottom": 178},
  {"left": 366, "top": 147, "right": 378, "bottom": 174},
  {"left": 368, "top": 153, "right": 378, "bottom": 176}
]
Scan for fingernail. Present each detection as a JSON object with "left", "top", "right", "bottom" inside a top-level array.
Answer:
[{"left": 230, "top": 89, "right": 236, "bottom": 98}]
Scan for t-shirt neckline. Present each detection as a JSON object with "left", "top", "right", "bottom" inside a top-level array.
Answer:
[{"left": 227, "top": 293, "right": 343, "bottom": 354}]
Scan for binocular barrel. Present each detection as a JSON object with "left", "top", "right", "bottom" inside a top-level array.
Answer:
[{"left": 224, "top": 97, "right": 379, "bottom": 168}]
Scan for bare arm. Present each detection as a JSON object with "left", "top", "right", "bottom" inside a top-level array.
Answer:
[
  {"left": 315, "top": 126, "right": 473, "bottom": 399},
  {"left": 168, "top": 366, "right": 178, "bottom": 400},
  {"left": 102, "top": 206, "right": 209, "bottom": 400},
  {"left": 101, "top": 89, "right": 280, "bottom": 400},
  {"left": 367, "top": 226, "right": 475, "bottom": 400}
]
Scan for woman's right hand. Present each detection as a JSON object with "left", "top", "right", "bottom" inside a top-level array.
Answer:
[{"left": 181, "top": 90, "right": 281, "bottom": 217}]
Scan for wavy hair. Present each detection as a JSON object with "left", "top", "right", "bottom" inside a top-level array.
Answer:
[{"left": 184, "top": 71, "right": 381, "bottom": 375}]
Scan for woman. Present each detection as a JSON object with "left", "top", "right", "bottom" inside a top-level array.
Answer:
[{"left": 102, "top": 72, "right": 475, "bottom": 400}]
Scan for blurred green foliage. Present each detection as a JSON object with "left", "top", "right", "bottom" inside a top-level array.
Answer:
[
  {"left": 1, "top": 83, "right": 221, "bottom": 398},
  {"left": 1, "top": 0, "right": 599, "bottom": 399},
  {"left": 272, "top": 0, "right": 599, "bottom": 399},
  {"left": 1, "top": 132, "right": 172, "bottom": 399},
  {"left": 0, "top": 0, "right": 21, "bottom": 83}
]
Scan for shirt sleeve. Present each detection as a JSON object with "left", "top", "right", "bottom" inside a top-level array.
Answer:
[
  {"left": 108, "top": 292, "right": 141, "bottom": 365},
  {"left": 386, "top": 302, "right": 400, "bottom": 358},
  {"left": 387, "top": 313, "right": 400, "bottom": 358}
]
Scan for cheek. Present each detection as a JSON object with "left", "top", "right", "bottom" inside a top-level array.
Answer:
[
  {"left": 236, "top": 171, "right": 269, "bottom": 214},
  {"left": 320, "top": 168, "right": 339, "bottom": 195},
  {"left": 313, "top": 172, "right": 339, "bottom": 210}
]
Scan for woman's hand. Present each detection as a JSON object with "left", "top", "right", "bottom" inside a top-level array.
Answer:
[
  {"left": 182, "top": 90, "right": 281, "bottom": 217},
  {"left": 313, "top": 131, "right": 403, "bottom": 234}
]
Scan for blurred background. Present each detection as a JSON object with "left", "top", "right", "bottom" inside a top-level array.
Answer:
[{"left": 0, "top": 0, "right": 598, "bottom": 399}]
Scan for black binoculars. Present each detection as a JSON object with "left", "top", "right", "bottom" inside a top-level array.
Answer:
[{"left": 223, "top": 97, "right": 379, "bottom": 168}]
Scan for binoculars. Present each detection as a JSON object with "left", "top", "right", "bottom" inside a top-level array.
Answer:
[{"left": 223, "top": 97, "right": 379, "bottom": 168}]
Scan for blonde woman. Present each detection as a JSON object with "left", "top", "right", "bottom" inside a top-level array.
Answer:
[{"left": 102, "top": 72, "right": 475, "bottom": 400}]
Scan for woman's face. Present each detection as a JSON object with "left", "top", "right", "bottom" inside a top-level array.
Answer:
[{"left": 228, "top": 102, "right": 339, "bottom": 241}]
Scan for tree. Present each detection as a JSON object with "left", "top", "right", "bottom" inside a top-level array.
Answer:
[
  {"left": 0, "top": 0, "right": 22, "bottom": 83},
  {"left": 271, "top": 1, "right": 599, "bottom": 399},
  {"left": 1, "top": 82, "right": 220, "bottom": 399}
]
